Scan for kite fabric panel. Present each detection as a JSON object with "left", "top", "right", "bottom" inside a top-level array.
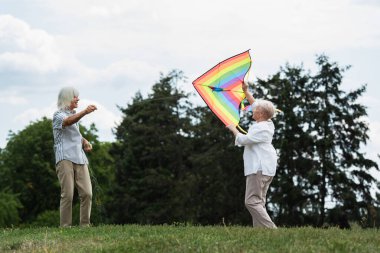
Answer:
[{"left": 192, "top": 50, "right": 252, "bottom": 127}]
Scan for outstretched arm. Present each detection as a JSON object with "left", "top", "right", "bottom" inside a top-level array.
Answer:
[
  {"left": 63, "top": 105, "right": 97, "bottom": 127},
  {"left": 243, "top": 82, "right": 255, "bottom": 105}
]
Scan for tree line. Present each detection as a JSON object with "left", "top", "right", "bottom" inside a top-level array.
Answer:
[{"left": 0, "top": 55, "right": 379, "bottom": 228}]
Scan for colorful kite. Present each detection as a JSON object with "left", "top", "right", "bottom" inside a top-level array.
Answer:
[{"left": 192, "top": 50, "right": 252, "bottom": 133}]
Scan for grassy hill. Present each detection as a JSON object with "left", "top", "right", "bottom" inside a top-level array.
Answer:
[{"left": 1, "top": 224, "right": 379, "bottom": 252}]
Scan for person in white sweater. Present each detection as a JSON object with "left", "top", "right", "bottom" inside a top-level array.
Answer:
[{"left": 226, "top": 82, "right": 277, "bottom": 228}]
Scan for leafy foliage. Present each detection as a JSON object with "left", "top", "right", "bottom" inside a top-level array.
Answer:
[
  {"left": 108, "top": 70, "right": 194, "bottom": 224},
  {"left": 0, "top": 118, "right": 113, "bottom": 225},
  {"left": 81, "top": 124, "right": 115, "bottom": 224},
  {"left": 0, "top": 190, "right": 22, "bottom": 227},
  {"left": 0, "top": 118, "right": 58, "bottom": 222},
  {"left": 187, "top": 106, "right": 249, "bottom": 225}
]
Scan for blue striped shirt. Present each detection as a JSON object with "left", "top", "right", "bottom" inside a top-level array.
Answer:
[{"left": 53, "top": 109, "right": 89, "bottom": 165}]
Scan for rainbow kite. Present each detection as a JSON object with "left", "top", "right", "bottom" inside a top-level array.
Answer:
[{"left": 192, "top": 50, "right": 252, "bottom": 133}]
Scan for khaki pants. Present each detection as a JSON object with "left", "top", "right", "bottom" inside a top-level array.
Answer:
[
  {"left": 245, "top": 171, "right": 277, "bottom": 228},
  {"left": 56, "top": 160, "right": 92, "bottom": 227}
]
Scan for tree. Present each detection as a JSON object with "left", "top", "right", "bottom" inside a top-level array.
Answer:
[
  {"left": 0, "top": 190, "right": 22, "bottom": 227},
  {"left": 81, "top": 124, "right": 115, "bottom": 224},
  {"left": 0, "top": 117, "right": 58, "bottom": 222},
  {"left": 187, "top": 106, "right": 249, "bottom": 225},
  {"left": 108, "top": 70, "right": 194, "bottom": 224},
  {"left": 306, "top": 55, "right": 378, "bottom": 226},
  {"left": 252, "top": 66, "right": 318, "bottom": 226},
  {"left": 250, "top": 56, "right": 379, "bottom": 226},
  {"left": 0, "top": 117, "right": 111, "bottom": 224}
]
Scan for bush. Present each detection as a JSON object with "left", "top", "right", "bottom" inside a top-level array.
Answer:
[
  {"left": 30, "top": 209, "right": 60, "bottom": 227},
  {"left": 0, "top": 191, "right": 22, "bottom": 227}
]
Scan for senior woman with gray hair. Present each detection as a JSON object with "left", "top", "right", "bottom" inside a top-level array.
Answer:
[
  {"left": 226, "top": 81, "right": 278, "bottom": 229},
  {"left": 53, "top": 87, "right": 97, "bottom": 227}
]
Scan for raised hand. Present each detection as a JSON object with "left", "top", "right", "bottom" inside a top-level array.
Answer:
[
  {"left": 242, "top": 81, "right": 248, "bottom": 92},
  {"left": 85, "top": 105, "right": 97, "bottom": 114}
]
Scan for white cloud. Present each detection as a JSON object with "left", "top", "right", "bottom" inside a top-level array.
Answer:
[
  {"left": 0, "top": 14, "right": 161, "bottom": 93},
  {"left": 98, "top": 59, "right": 165, "bottom": 88},
  {"left": 13, "top": 102, "right": 56, "bottom": 125},
  {"left": 359, "top": 95, "right": 380, "bottom": 109},
  {"left": 87, "top": 5, "right": 128, "bottom": 18},
  {"left": 77, "top": 99, "right": 121, "bottom": 131},
  {"left": 39, "top": 0, "right": 380, "bottom": 91},
  {"left": 43, "top": 0, "right": 380, "bottom": 51},
  {"left": 24, "top": 0, "right": 378, "bottom": 89},
  {"left": 0, "top": 15, "right": 62, "bottom": 73},
  {"left": 352, "top": 0, "right": 380, "bottom": 7},
  {"left": 0, "top": 95, "right": 28, "bottom": 105},
  {"left": 367, "top": 120, "right": 380, "bottom": 158}
]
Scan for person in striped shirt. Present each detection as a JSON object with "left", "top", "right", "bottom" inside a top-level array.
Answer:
[{"left": 53, "top": 87, "right": 97, "bottom": 227}]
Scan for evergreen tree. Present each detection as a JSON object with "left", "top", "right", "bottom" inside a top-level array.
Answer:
[
  {"left": 108, "top": 70, "right": 193, "bottom": 224},
  {"left": 307, "top": 55, "right": 378, "bottom": 226},
  {"left": 187, "top": 106, "right": 249, "bottom": 225},
  {"left": 252, "top": 67, "right": 318, "bottom": 226},
  {"left": 250, "top": 56, "right": 378, "bottom": 226}
]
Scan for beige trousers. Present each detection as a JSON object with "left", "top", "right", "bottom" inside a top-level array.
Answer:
[
  {"left": 245, "top": 171, "right": 277, "bottom": 228},
  {"left": 56, "top": 160, "right": 92, "bottom": 227}
]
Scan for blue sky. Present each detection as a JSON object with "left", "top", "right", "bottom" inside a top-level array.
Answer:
[{"left": 0, "top": 0, "right": 379, "bottom": 170}]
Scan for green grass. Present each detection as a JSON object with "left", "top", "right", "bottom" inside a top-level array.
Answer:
[{"left": 1, "top": 224, "right": 379, "bottom": 253}]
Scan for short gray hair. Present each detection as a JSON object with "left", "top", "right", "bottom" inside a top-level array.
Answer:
[
  {"left": 57, "top": 87, "right": 79, "bottom": 109},
  {"left": 254, "top": 99, "right": 275, "bottom": 119}
]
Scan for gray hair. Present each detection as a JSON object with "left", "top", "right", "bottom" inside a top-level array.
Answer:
[
  {"left": 57, "top": 87, "right": 79, "bottom": 109},
  {"left": 254, "top": 99, "right": 275, "bottom": 119}
]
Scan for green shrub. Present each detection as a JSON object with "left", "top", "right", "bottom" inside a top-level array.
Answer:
[
  {"left": 0, "top": 191, "right": 22, "bottom": 227},
  {"left": 30, "top": 209, "right": 60, "bottom": 227}
]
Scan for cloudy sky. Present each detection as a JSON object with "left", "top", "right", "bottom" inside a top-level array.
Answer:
[{"left": 0, "top": 0, "right": 379, "bottom": 167}]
